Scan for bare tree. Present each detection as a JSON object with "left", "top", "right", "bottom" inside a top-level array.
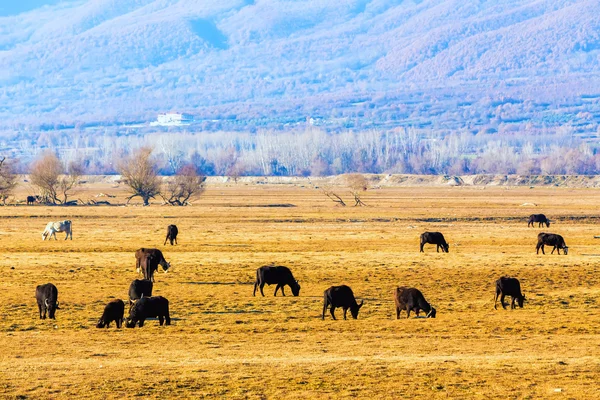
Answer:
[
  {"left": 30, "top": 152, "right": 82, "bottom": 205},
  {"left": 162, "top": 164, "right": 205, "bottom": 206},
  {"left": 345, "top": 173, "right": 368, "bottom": 206},
  {"left": 0, "top": 157, "right": 17, "bottom": 205},
  {"left": 118, "top": 147, "right": 161, "bottom": 206},
  {"left": 319, "top": 184, "right": 346, "bottom": 206}
]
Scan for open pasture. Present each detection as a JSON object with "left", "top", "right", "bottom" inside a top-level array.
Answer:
[{"left": 1, "top": 183, "right": 600, "bottom": 399}]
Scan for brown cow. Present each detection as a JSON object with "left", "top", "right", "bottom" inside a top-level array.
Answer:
[{"left": 135, "top": 248, "right": 170, "bottom": 281}]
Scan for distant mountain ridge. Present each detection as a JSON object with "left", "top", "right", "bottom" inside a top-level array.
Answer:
[{"left": 1, "top": 0, "right": 600, "bottom": 132}]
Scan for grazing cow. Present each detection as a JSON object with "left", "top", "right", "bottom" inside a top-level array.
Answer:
[
  {"left": 420, "top": 232, "right": 449, "bottom": 253},
  {"left": 394, "top": 287, "right": 436, "bottom": 319},
  {"left": 96, "top": 299, "right": 125, "bottom": 328},
  {"left": 126, "top": 296, "right": 171, "bottom": 328},
  {"left": 528, "top": 214, "right": 550, "bottom": 228},
  {"left": 536, "top": 233, "right": 568, "bottom": 255},
  {"left": 42, "top": 220, "right": 72, "bottom": 240},
  {"left": 35, "top": 283, "right": 59, "bottom": 319},
  {"left": 322, "top": 285, "right": 363, "bottom": 320},
  {"left": 494, "top": 277, "right": 526, "bottom": 309},
  {"left": 26, "top": 195, "right": 40, "bottom": 205},
  {"left": 128, "top": 279, "right": 153, "bottom": 306},
  {"left": 253, "top": 265, "right": 300, "bottom": 297},
  {"left": 135, "top": 248, "right": 170, "bottom": 281},
  {"left": 164, "top": 224, "right": 178, "bottom": 245}
]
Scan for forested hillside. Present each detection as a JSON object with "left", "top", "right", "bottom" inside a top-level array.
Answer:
[{"left": 1, "top": 0, "right": 600, "bottom": 132}]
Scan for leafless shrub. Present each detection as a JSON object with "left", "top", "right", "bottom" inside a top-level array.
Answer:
[
  {"left": 162, "top": 164, "right": 205, "bottom": 206},
  {"left": 29, "top": 152, "right": 82, "bottom": 205},
  {"left": 344, "top": 173, "right": 368, "bottom": 206},
  {"left": 118, "top": 147, "right": 161, "bottom": 206},
  {"left": 0, "top": 157, "right": 17, "bottom": 205},
  {"left": 319, "top": 184, "right": 346, "bottom": 206}
]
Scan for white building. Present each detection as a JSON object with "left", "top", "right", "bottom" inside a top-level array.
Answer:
[{"left": 151, "top": 112, "right": 194, "bottom": 126}]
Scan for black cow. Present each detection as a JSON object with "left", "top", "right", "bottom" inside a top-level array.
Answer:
[
  {"left": 128, "top": 279, "right": 153, "bottom": 306},
  {"left": 528, "top": 214, "right": 550, "bottom": 228},
  {"left": 536, "top": 233, "right": 568, "bottom": 255},
  {"left": 420, "top": 232, "right": 449, "bottom": 253},
  {"left": 26, "top": 195, "right": 40, "bottom": 205},
  {"left": 394, "top": 287, "right": 436, "bottom": 319},
  {"left": 96, "top": 299, "right": 125, "bottom": 328},
  {"left": 135, "top": 248, "right": 170, "bottom": 281},
  {"left": 322, "top": 285, "right": 363, "bottom": 320},
  {"left": 164, "top": 224, "right": 178, "bottom": 245},
  {"left": 35, "top": 283, "right": 59, "bottom": 319},
  {"left": 126, "top": 296, "right": 171, "bottom": 328},
  {"left": 494, "top": 277, "right": 526, "bottom": 309},
  {"left": 253, "top": 265, "right": 300, "bottom": 296}
]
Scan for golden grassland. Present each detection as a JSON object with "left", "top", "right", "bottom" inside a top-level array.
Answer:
[{"left": 1, "top": 182, "right": 600, "bottom": 399}]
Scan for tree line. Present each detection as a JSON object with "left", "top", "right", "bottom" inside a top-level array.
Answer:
[{"left": 0, "top": 149, "right": 205, "bottom": 206}]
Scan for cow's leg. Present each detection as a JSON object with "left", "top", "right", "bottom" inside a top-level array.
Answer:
[
  {"left": 159, "top": 316, "right": 164, "bottom": 325},
  {"left": 494, "top": 290, "right": 500, "bottom": 310},
  {"left": 330, "top": 306, "right": 336, "bottom": 320},
  {"left": 164, "top": 236, "right": 168, "bottom": 246},
  {"left": 38, "top": 303, "right": 43, "bottom": 319},
  {"left": 165, "top": 314, "right": 171, "bottom": 325},
  {"left": 420, "top": 242, "right": 424, "bottom": 252},
  {"left": 259, "top": 282, "right": 266, "bottom": 296},
  {"left": 138, "top": 319, "right": 145, "bottom": 327},
  {"left": 415, "top": 309, "right": 420, "bottom": 316},
  {"left": 253, "top": 281, "right": 258, "bottom": 296},
  {"left": 396, "top": 307, "right": 400, "bottom": 319},
  {"left": 42, "top": 306, "right": 47, "bottom": 319},
  {"left": 174, "top": 237, "right": 177, "bottom": 245},
  {"left": 274, "top": 284, "right": 280, "bottom": 296},
  {"left": 500, "top": 294, "right": 507, "bottom": 309},
  {"left": 436, "top": 244, "right": 440, "bottom": 253},
  {"left": 343, "top": 307, "right": 348, "bottom": 320},
  {"left": 280, "top": 286, "right": 286, "bottom": 296},
  {"left": 322, "top": 300, "right": 328, "bottom": 320},
  {"left": 511, "top": 297, "right": 516, "bottom": 309},
  {"left": 406, "top": 308, "right": 411, "bottom": 318},
  {"left": 116, "top": 319, "right": 122, "bottom": 328},
  {"left": 540, "top": 245, "right": 545, "bottom": 255}
]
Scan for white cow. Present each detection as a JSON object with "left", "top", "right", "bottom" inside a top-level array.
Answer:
[{"left": 42, "top": 220, "right": 73, "bottom": 240}]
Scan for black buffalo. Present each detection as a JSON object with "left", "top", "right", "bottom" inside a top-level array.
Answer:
[
  {"left": 494, "top": 277, "right": 526, "bottom": 309},
  {"left": 96, "top": 299, "right": 125, "bottom": 328},
  {"left": 27, "top": 195, "right": 40, "bottom": 205},
  {"left": 36, "top": 283, "right": 59, "bottom": 319},
  {"left": 528, "top": 214, "right": 550, "bottom": 228},
  {"left": 126, "top": 296, "right": 171, "bottom": 328},
  {"left": 536, "top": 233, "right": 568, "bottom": 255},
  {"left": 322, "top": 285, "right": 363, "bottom": 320},
  {"left": 164, "top": 224, "right": 178, "bottom": 245},
  {"left": 253, "top": 265, "right": 300, "bottom": 296},
  {"left": 135, "top": 248, "right": 170, "bottom": 281},
  {"left": 128, "top": 279, "right": 153, "bottom": 306},
  {"left": 420, "top": 232, "right": 449, "bottom": 253},
  {"left": 394, "top": 287, "right": 436, "bottom": 319}
]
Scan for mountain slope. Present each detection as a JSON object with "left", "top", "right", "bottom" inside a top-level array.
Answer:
[{"left": 1, "top": 0, "right": 600, "bottom": 130}]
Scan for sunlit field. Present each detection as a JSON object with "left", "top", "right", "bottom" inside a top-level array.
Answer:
[{"left": 1, "top": 181, "right": 600, "bottom": 399}]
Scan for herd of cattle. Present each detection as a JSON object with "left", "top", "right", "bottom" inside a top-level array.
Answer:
[{"left": 34, "top": 214, "right": 561, "bottom": 327}]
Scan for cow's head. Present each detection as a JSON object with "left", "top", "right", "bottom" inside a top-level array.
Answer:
[
  {"left": 125, "top": 319, "right": 137, "bottom": 328},
  {"left": 96, "top": 318, "right": 106, "bottom": 328},
  {"left": 426, "top": 307, "right": 437, "bottom": 318},
  {"left": 563, "top": 246, "right": 568, "bottom": 255},
  {"left": 45, "top": 298, "right": 58, "bottom": 319},
  {"left": 443, "top": 243, "right": 450, "bottom": 253},
  {"left": 517, "top": 294, "right": 526, "bottom": 308},
  {"left": 291, "top": 280, "right": 301, "bottom": 296},
  {"left": 160, "top": 260, "right": 170, "bottom": 273},
  {"left": 350, "top": 300, "right": 364, "bottom": 319},
  {"left": 545, "top": 220, "right": 551, "bottom": 228}
]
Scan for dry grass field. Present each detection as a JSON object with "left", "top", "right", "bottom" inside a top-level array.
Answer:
[{"left": 1, "top": 181, "right": 600, "bottom": 399}]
